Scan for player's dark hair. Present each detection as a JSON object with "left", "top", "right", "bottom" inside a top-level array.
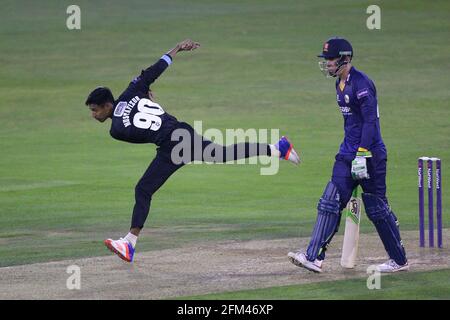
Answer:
[{"left": 85, "top": 87, "right": 115, "bottom": 106}]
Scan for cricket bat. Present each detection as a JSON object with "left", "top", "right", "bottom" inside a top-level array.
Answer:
[{"left": 340, "top": 187, "right": 362, "bottom": 268}]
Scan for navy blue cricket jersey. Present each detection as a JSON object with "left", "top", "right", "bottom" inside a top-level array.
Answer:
[
  {"left": 335, "top": 66, "right": 385, "bottom": 155},
  {"left": 109, "top": 54, "right": 180, "bottom": 146}
]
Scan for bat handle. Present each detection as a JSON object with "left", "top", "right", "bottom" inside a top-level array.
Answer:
[{"left": 352, "top": 186, "right": 358, "bottom": 198}]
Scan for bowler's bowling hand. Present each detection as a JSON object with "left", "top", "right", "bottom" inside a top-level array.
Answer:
[
  {"left": 167, "top": 39, "right": 200, "bottom": 59},
  {"left": 177, "top": 39, "right": 200, "bottom": 51}
]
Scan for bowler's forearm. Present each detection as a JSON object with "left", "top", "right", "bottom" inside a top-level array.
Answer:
[{"left": 166, "top": 45, "right": 181, "bottom": 60}]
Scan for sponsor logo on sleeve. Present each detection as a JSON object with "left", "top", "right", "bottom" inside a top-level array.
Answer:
[
  {"left": 356, "top": 88, "right": 370, "bottom": 100},
  {"left": 114, "top": 101, "right": 127, "bottom": 117}
]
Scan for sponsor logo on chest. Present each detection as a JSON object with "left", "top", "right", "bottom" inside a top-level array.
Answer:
[
  {"left": 340, "top": 105, "right": 352, "bottom": 115},
  {"left": 337, "top": 93, "right": 352, "bottom": 116}
]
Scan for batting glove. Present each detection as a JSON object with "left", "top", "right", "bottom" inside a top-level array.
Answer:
[{"left": 351, "top": 148, "right": 372, "bottom": 180}]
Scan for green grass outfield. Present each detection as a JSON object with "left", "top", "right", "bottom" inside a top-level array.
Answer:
[
  {"left": 182, "top": 268, "right": 450, "bottom": 299},
  {"left": 0, "top": 0, "right": 449, "bottom": 298}
]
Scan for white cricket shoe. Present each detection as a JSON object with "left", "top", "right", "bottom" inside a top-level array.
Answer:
[
  {"left": 288, "top": 251, "right": 323, "bottom": 273},
  {"left": 376, "top": 259, "right": 409, "bottom": 273}
]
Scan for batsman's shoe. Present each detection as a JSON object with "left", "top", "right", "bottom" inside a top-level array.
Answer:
[
  {"left": 376, "top": 259, "right": 409, "bottom": 273},
  {"left": 288, "top": 251, "right": 323, "bottom": 273},
  {"left": 104, "top": 238, "right": 135, "bottom": 262},
  {"left": 275, "top": 136, "right": 300, "bottom": 165}
]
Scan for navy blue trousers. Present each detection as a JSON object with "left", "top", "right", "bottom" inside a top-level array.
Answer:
[
  {"left": 315, "top": 148, "right": 389, "bottom": 260},
  {"left": 131, "top": 122, "right": 270, "bottom": 229}
]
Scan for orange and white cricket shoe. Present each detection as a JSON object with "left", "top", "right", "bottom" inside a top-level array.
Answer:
[{"left": 104, "top": 238, "right": 135, "bottom": 262}]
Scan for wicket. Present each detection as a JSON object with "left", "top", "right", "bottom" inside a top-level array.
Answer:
[{"left": 418, "top": 157, "right": 442, "bottom": 248}]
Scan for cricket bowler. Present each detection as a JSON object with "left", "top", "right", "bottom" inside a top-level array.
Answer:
[
  {"left": 85, "top": 39, "right": 300, "bottom": 262},
  {"left": 288, "top": 37, "right": 409, "bottom": 273}
]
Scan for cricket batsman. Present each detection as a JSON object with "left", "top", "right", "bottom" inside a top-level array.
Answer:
[
  {"left": 288, "top": 37, "right": 409, "bottom": 273},
  {"left": 85, "top": 39, "right": 300, "bottom": 262}
]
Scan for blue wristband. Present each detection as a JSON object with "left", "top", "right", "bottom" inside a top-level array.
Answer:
[{"left": 161, "top": 54, "right": 172, "bottom": 65}]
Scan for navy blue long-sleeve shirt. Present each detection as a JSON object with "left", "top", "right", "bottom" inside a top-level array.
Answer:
[
  {"left": 335, "top": 66, "right": 385, "bottom": 155},
  {"left": 109, "top": 54, "right": 180, "bottom": 146}
]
